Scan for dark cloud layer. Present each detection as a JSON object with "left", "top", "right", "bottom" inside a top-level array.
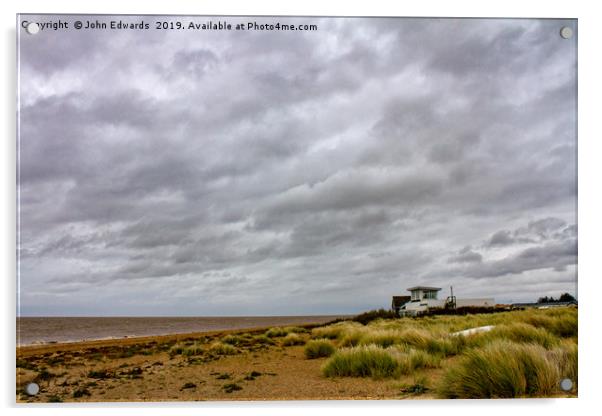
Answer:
[{"left": 17, "top": 16, "right": 577, "bottom": 316}]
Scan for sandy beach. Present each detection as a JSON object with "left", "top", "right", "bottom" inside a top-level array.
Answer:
[{"left": 17, "top": 322, "right": 428, "bottom": 402}]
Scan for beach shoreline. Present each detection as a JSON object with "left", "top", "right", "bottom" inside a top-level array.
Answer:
[
  {"left": 16, "top": 322, "right": 319, "bottom": 357},
  {"left": 17, "top": 315, "right": 349, "bottom": 347}
]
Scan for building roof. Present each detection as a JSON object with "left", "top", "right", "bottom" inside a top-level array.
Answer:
[{"left": 406, "top": 286, "right": 442, "bottom": 292}]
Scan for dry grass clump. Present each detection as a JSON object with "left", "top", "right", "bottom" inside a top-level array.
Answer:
[
  {"left": 426, "top": 336, "right": 467, "bottom": 356},
  {"left": 322, "top": 344, "right": 442, "bottom": 379},
  {"left": 548, "top": 340, "right": 578, "bottom": 386},
  {"left": 397, "top": 328, "right": 435, "bottom": 350},
  {"left": 304, "top": 339, "right": 335, "bottom": 359},
  {"left": 339, "top": 328, "right": 368, "bottom": 347},
  {"left": 331, "top": 324, "right": 464, "bottom": 356},
  {"left": 221, "top": 335, "right": 243, "bottom": 345},
  {"left": 311, "top": 306, "right": 577, "bottom": 397},
  {"left": 285, "top": 326, "right": 308, "bottom": 334},
  {"left": 168, "top": 343, "right": 186, "bottom": 356},
  {"left": 265, "top": 327, "right": 289, "bottom": 338},
  {"left": 358, "top": 330, "right": 402, "bottom": 348},
  {"left": 322, "top": 345, "right": 398, "bottom": 378},
  {"left": 387, "top": 347, "right": 442, "bottom": 375},
  {"left": 468, "top": 323, "right": 559, "bottom": 349},
  {"left": 207, "top": 342, "right": 237, "bottom": 355},
  {"left": 548, "top": 314, "right": 578, "bottom": 338},
  {"left": 282, "top": 333, "right": 305, "bottom": 346},
  {"left": 438, "top": 340, "right": 561, "bottom": 398},
  {"left": 265, "top": 326, "right": 308, "bottom": 338},
  {"left": 352, "top": 309, "right": 398, "bottom": 325},
  {"left": 252, "top": 334, "right": 275, "bottom": 345},
  {"left": 522, "top": 310, "right": 577, "bottom": 338},
  {"left": 182, "top": 343, "right": 204, "bottom": 356},
  {"left": 311, "top": 321, "right": 362, "bottom": 340}
]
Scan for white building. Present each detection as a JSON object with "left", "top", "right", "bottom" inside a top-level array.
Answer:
[
  {"left": 398, "top": 286, "right": 495, "bottom": 315},
  {"left": 402, "top": 286, "right": 446, "bottom": 314}
]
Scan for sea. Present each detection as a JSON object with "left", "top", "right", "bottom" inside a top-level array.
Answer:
[{"left": 16, "top": 315, "right": 348, "bottom": 346}]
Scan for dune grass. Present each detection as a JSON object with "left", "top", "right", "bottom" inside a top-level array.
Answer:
[
  {"left": 312, "top": 306, "right": 577, "bottom": 397},
  {"left": 437, "top": 340, "right": 563, "bottom": 398},
  {"left": 322, "top": 345, "right": 399, "bottom": 378},
  {"left": 322, "top": 344, "right": 442, "bottom": 379},
  {"left": 304, "top": 339, "right": 335, "bottom": 359},
  {"left": 207, "top": 342, "right": 237, "bottom": 355},
  {"left": 265, "top": 327, "right": 289, "bottom": 338},
  {"left": 549, "top": 339, "right": 578, "bottom": 384},
  {"left": 168, "top": 343, "right": 186, "bottom": 356},
  {"left": 252, "top": 334, "right": 275, "bottom": 345},
  {"left": 388, "top": 347, "right": 443, "bottom": 375},
  {"left": 181, "top": 343, "right": 204, "bottom": 356},
  {"left": 221, "top": 335, "right": 243, "bottom": 346},
  {"left": 466, "top": 322, "right": 559, "bottom": 349},
  {"left": 265, "top": 326, "right": 307, "bottom": 338},
  {"left": 282, "top": 333, "right": 305, "bottom": 346},
  {"left": 311, "top": 322, "right": 363, "bottom": 340}
]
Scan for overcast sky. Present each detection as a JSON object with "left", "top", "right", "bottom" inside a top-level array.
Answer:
[{"left": 17, "top": 16, "right": 577, "bottom": 316}]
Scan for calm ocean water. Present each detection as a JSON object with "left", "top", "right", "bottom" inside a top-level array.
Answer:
[{"left": 16, "top": 316, "right": 347, "bottom": 346}]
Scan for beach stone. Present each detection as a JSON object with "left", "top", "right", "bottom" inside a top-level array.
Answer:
[
  {"left": 560, "top": 378, "right": 573, "bottom": 391},
  {"left": 25, "top": 382, "right": 39, "bottom": 396}
]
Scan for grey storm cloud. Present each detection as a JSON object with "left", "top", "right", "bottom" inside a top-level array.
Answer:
[
  {"left": 462, "top": 239, "right": 577, "bottom": 278},
  {"left": 438, "top": 217, "right": 577, "bottom": 281},
  {"left": 486, "top": 217, "right": 574, "bottom": 247},
  {"left": 17, "top": 16, "right": 577, "bottom": 316},
  {"left": 448, "top": 246, "right": 483, "bottom": 264},
  {"left": 488, "top": 230, "right": 516, "bottom": 247}
]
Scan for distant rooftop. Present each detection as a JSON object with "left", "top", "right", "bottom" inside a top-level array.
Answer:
[{"left": 407, "top": 286, "right": 442, "bottom": 292}]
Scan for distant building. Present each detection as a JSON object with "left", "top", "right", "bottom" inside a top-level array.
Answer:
[
  {"left": 511, "top": 300, "right": 577, "bottom": 309},
  {"left": 392, "top": 286, "right": 495, "bottom": 316}
]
